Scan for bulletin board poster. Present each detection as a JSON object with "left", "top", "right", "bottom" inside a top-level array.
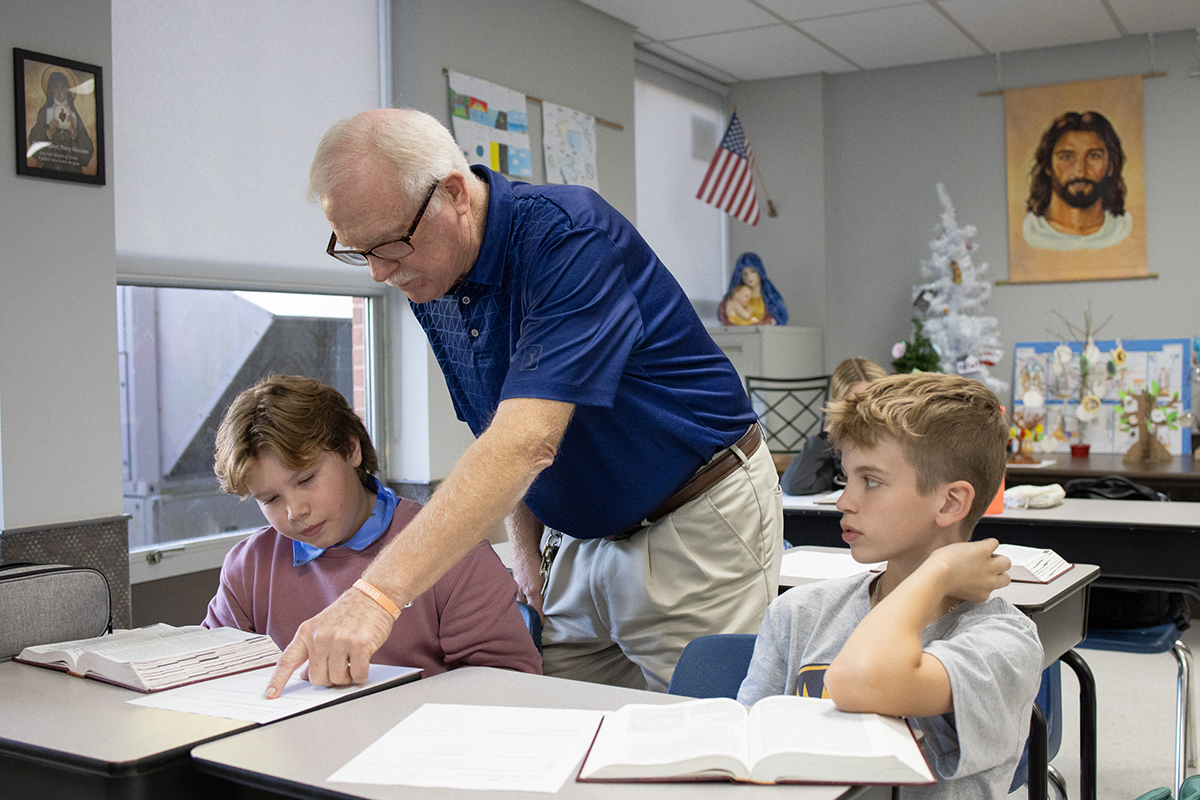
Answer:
[
  {"left": 541, "top": 101, "right": 598, "bottom": 191},
  {"left": 1011, "top": 338, "right": 1192, "bottom": 455},
  {"left": 447, "top": 71, "right": 533, "bottom": 178}
]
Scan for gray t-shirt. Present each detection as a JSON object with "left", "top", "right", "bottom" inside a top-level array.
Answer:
[{"left": 738, "top": 573, "right": 1043, "bottom": 799}]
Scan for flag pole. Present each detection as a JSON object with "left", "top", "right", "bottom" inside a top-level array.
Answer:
[{"left": 741, "top": 112, "right": 777, "bottom": 218}]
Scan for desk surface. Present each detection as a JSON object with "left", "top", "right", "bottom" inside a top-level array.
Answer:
[
  {"left": 193, "top": 667, "right": 885, "bottom": 800},
  {"left": 782, "top": 494, "right": 1200, "bottom": 528},
  {"left": 1006, "top": 452, "right": 1200, "bottom": 501},
  {"left": 0, "top": 660, "right": 252, "bottom": 774}
]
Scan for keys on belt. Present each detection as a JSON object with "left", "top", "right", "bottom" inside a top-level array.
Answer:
[{"left": 539, "top": 531, "right": 562, "bottom": 577}]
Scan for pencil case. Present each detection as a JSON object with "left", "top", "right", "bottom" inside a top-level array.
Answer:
[{"left": 0, "top": 563, "right": 112, "bottom": 660}]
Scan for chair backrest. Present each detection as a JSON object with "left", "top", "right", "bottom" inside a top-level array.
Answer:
[
  {"left": 745, "top": 375, "right": 831, "bottom": 455},
  {"left": 667, "top": 634, "right": 757, "bottom": 699},
  {"left": 1009, "top": 661, "right": 1063, "bottom": 792},
  {"left": 517, "top": 601, "right": 542, "bottom": 654}
]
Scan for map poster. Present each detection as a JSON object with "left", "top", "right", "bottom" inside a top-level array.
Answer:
[
  {"left": 447, "top": 71, "right": 532, "bottom": 177},
  {"left": 541, "top": 101, "right": 598, "bottom": 191}
]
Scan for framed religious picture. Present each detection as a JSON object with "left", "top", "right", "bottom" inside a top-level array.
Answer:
[
  {"left": 13, "top": 48, "right": 105, "bottom": 185},
  {"left": 1004, "top": 75, "right": 1147, "bottom": 283}
]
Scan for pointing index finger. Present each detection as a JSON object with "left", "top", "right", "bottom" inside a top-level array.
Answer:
[{"left": 265, "top": 636, "right": 310, "bottom": 699}]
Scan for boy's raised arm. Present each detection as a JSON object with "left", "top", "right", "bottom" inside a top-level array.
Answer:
[{"left": 824, "top": 539, "right": 1011, "bottom": 718}]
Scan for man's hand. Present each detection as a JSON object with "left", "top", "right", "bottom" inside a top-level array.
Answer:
[
  {"left": 265, "top": 587, "right": 395, "bottom": 699},
  {"left": 506, "top": 501, "right": 547, "bottom": 623},
  {"left": 927, "top": 538, "right": 1012, "bottom": 604}
]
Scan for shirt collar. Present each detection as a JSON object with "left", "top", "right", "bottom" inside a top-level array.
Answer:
[
  {"left": 292, "top": 478, "right": 399, "bottom": 566},
  {"left": 459, "top": 165, "right": 510, "bottom": 290}
]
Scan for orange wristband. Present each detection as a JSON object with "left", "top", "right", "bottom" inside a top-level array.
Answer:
[{"left": 352, "top": 578, "right": 402, "bottom": 620}]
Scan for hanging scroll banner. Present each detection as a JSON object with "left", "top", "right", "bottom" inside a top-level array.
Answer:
[
  {"left": 1004, "top": 75, "right": 1148, "bottom": 283},
  {"left": 541, "top": 101, "right": 599, "bottom": 191},
  {"left": 447, "top": 71, "right": 533, "bottom": 177}
]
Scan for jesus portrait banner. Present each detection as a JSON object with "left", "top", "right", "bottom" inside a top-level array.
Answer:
[{"left": 1004, "top": 75, "right": 1147, "bottom": 284}]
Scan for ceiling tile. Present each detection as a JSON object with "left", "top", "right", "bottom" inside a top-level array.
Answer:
[
  {"left": 939, "top": 0, "right": 1122, "bottom": 54},
  {"left": 638, "top": 42, "right": 743, "bottom": 84},
  {"left": 1106, "top": 0, "right": 1200, "bottom": 36},
  {"left": 758, "top": 0, "right": 925, "bottom": 22},
  {"left": 800, "top": 3, "right": 982, "bottom": 70},
  {"left": 668, "top": 23, "right": 858, "bottom": 81},
  {"left": 577, "top": 0, "right": 777, "bottom": 41}
]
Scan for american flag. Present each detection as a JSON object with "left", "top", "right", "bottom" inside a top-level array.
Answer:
[{"left": 696, "top": 112, "right": 760, "bottom": 226}]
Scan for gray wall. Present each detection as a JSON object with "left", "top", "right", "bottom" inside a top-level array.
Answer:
[
  {"left": 1, "top": 0, "right": 122, "bottom": 530},
  {"left": 734, "top": 30, "right": 1199, "bottom": 399},
  {"left": 382, "top": 0, "right": 639, "bottom": 483}
]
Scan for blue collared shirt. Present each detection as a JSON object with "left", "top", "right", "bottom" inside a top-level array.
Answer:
[{"left": 292, "top": 478, "right": 399, "bottom": 566}]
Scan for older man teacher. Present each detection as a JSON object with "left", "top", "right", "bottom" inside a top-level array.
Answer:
[{"left": 266, "top": 108, "right": 782, "bottom": 697}]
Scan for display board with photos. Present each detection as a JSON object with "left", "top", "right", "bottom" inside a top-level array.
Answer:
[{"left": 1011, "top": 338, "right": 1193, "bottom": 456}]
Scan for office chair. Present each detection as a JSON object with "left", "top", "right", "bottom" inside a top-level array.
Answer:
[
  {"left": 744, "top": 375, "right": 831, "bottom": 456},
  {"left": 1080, "top": 621, "right": 1194, "bottom": 796},
  {"left": 666, "top": 634, "right": 757, "bottom": 699}
]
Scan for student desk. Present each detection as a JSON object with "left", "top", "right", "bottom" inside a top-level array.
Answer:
[
  {"left": 783, "top": 494, "right": 1200, "bottom": 602},
  {"left": 779, "top": 545, "right": 1099, "bottom": 670},
  {"left": 0, "top": 660, "right": 253, "bottom": 800},
  {"left": 192, "top": 667, "right": 889, "bottom": 800}
]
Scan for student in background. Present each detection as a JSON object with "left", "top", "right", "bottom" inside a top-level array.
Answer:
[
  {"left": 740, "top": 373, "right": 1042, "bottom": 798},
  {"left": 203, "top": 375, "right": 542, "bottom": 678},
  {"left": 780, "top": 357, "right": 887, "bottom": 496}
]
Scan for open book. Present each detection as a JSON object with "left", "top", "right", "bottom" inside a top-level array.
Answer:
[
  {"left": 578, "top": 695, "right": 934, "bottom": 786},
  {"left": 15, "top": 623, "right": 282, "bottom": 692},
  {"left": 995, "top": 544, "right": 1072, "bottom": 583}
]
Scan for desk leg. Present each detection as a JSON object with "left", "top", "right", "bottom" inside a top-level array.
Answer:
[
  {"left": 1029, "top": 703, "right": 1049, "bottom": 800},
  {"left": 1063, "top": 649, "right": 1097, "bottom": 800}
]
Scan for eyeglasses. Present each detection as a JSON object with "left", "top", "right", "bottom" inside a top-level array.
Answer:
[{"left": 326, "top": 180, "right": 440, "bottom": 266}]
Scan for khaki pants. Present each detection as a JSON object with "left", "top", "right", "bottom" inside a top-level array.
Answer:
[{"left": 539, "top": 440, "right": 783, "bottom": 692}]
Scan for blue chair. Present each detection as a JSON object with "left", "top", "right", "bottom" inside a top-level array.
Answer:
[
  {"left": 517, "top": 601, "right": 542, "bottom": 654},
  {"left": 1080, "top": 621, "right": 1194, "bottom": 795},
  {"left": 1010, "top": 662, "right": 1068, "bottom": 799},
  {"left": 667, "top": 634, "right": 757, "bottom": 699}
]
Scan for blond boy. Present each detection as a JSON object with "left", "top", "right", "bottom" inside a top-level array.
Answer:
[{"left": 739, "top": 373, "right": 1042, "bottom": 798}]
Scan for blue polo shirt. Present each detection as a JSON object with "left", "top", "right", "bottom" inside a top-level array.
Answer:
[{"left": 410, "top": 167, "right": 755, "bottom": 539}]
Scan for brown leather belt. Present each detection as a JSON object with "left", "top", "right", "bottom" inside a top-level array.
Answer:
[{"left": 606, "top": 424, "right": 762, "bottom": 541}]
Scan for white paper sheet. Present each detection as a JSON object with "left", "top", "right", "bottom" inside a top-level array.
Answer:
[
  {"left": 127, "top": 664, "right": 420, "bottom": 723},
  {"left": 328, "top": 703, "right": 604, "bottom": 793},
  {"left": 780, "top": 549, "right": 884, "bottom": 582}
]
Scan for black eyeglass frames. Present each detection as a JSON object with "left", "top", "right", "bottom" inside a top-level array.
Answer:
[{"left": 326, "top": 180, "right": 440, "bottom": 266}]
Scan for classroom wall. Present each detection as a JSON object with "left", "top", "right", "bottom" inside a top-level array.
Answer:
[
  {"left": 726, "top": 74, "right": 827, "bottom": 337},
  {"left": 0, "top": 0, "right": 122, "bottom": 530},
  {"left": 734, "top": 31, "right": 1199, "bottom": 400},
  {"left": 383, "top": 0, "right": 638, "bottom": 483}
]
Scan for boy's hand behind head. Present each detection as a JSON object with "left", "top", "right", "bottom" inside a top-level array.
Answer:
[{"left": 924, "top": 538, "right": 1012, "bottom": 604}]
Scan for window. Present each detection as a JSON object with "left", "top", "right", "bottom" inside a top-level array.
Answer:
[
  {"left": 118, "top": 287, "right": 375, "bottom": 552},
  {"left": 634, "top": 61, "right": 729, "bottom": 325}
]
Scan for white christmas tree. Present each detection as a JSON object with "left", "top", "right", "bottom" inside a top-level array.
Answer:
[{"left": 908, "top": 183, "right": 1008, "bottom": 395}]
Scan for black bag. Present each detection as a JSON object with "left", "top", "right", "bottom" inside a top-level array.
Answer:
[
  {"left": 1062, "top": 475, "right": 1169, "bottom": 502},
  {"left": 0, "top": 563, "right": 111, "bottom": 660},
  {"left": 1063, "top": 476, "right": 1188, "bottom": 630}
]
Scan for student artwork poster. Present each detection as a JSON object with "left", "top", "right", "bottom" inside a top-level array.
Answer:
[
  {"left": 447, "top": 71, "right": 533, "bottom": 177},
  {"left": 1012, "top": 338, "right": 1192, "bottom": 455}
]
